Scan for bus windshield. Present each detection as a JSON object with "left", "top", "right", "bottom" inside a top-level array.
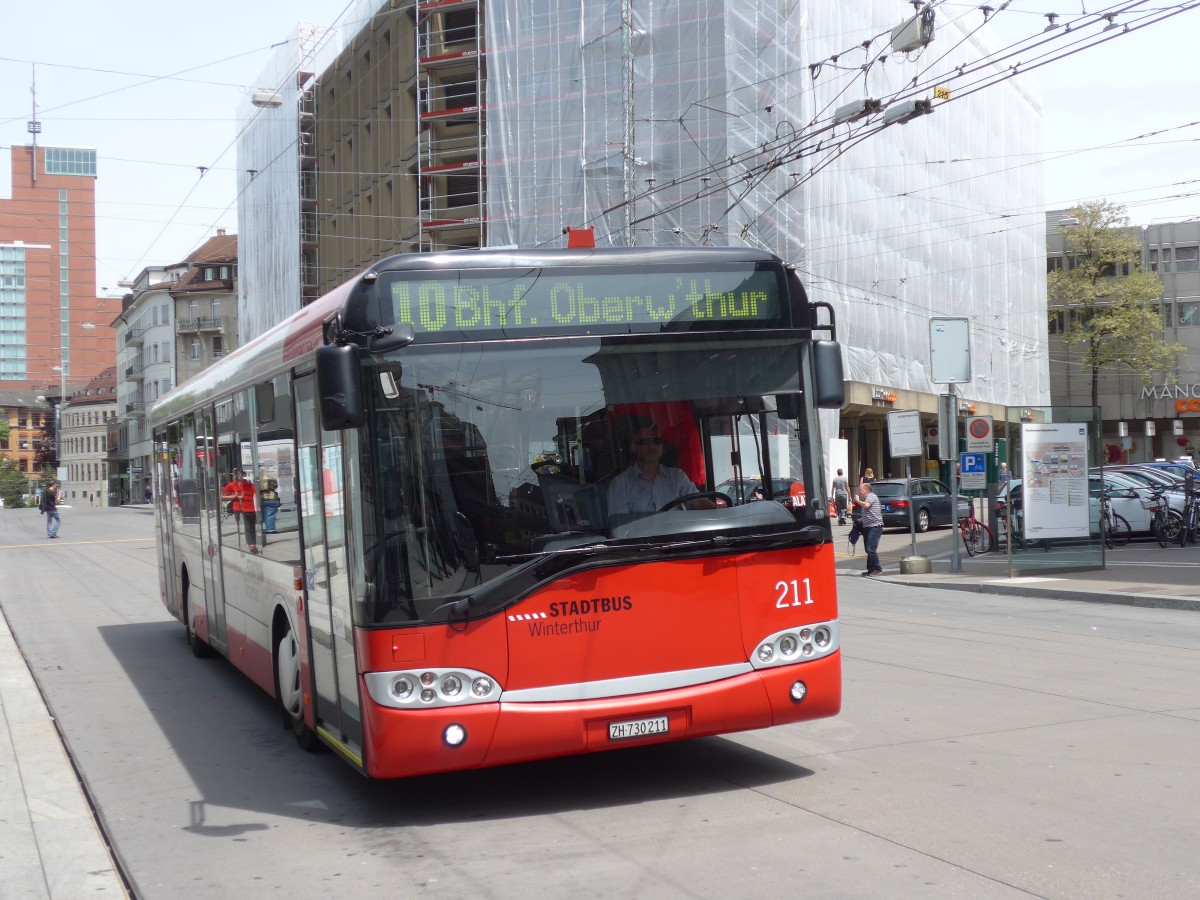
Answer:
[{"left": 359, "top": 334, "right": 822, "bottom": 625}]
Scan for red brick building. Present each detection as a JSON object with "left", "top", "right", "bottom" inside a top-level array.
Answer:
[{"left": 0, "top": 145, "right": 111, "bottom": 401}]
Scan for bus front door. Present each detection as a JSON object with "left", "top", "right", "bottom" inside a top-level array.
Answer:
[
  {"left": 295, "top": 375, "right": 364, "bottom": 759},
  {"left": 197, "top": 409, "right": 228, "bottom": 652}
]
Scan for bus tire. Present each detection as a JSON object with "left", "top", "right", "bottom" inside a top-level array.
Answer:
[
  {"left": 274, "top": 612, "right": 321, "bottom": 753},
  {"left": 182, "top": 568, "right": 214, "bottom": 659}
]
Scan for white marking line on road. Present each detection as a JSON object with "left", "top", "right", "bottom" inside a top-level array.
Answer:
[
  {"left": 987, "top": 576, "right": 1067, "bottom": 584},
  {"left": 0, "top": 538, "right": 147, "bottom": 550},
  {"left": 1105, "top": 560, "right": 1200, "bottom": 568}
]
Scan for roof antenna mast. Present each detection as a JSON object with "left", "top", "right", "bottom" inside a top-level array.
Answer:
[{"left": 28, "top": 63, "right": 42, "bottom": 184}]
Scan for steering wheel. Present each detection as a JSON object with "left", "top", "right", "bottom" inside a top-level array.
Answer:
[{"left": 658, "top": 491, "right": 733, "bottom": 512}]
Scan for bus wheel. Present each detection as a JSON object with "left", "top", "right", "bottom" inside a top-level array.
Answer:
[
  {"left": 182, "top": 574, "right": 213, "bottom": 659},
  {"left": 275, "top": 619, "right": 320, "bottom": 752}
]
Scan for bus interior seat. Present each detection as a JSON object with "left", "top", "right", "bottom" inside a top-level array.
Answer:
[{"left": 537, "top": 476, "right": 606, "bottom": 532}]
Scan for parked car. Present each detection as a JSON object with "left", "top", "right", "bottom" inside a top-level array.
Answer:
[
  {"left": 1138, "top": 460, "right": 1198, "bottom": 480},
  {"left": 996, "top": 475, "right": 1151, "bottom": 543},
  {"left": 1098, "top": 464, "right": 1185, "bottom": 488},
  {"left": 870, "top": 478, "right": 970, "bottom": 531},
  {"left": 715, "top": 477, "right": 802, "bottom": 508},
  {"left": 1089, "top": 466, "right": 1188, "bottom": 515}
]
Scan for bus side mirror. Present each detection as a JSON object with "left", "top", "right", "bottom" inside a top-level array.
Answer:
[
  {"left": 254, "top": 381, "right": 275, "bottom": 425},
  {"left": 316, "top": 344, "right": 366, "bottom": 430},
  {"left": 813, "top": 340, "right": 845, "bottom": 409}
]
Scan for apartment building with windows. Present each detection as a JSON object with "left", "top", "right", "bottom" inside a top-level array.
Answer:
[
  {"left": 60, "top": 366, "right": 117, "bottom": 506},
  {"left": 0, "top": 392, "right": 54, "bottom": 489},
  {"left": 111, "top": 232, "right": 237, "bottom": 502}
]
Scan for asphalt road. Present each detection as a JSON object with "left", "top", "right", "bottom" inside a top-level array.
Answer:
[{"left": 2, "top": 506, "right": 1200, "bottom": 898}]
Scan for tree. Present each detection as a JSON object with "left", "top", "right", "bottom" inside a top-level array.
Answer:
[
  {"left": 1050, "top": 201, "right": 1184, "bottom": 411},
  {"left": 0, "top": 456, "right": 27, "bottom": 508}
]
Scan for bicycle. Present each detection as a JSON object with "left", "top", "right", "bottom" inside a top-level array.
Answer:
[
  {"left": 1097, "top": 490, "right": 1131, "bottom": 549},
  {"left": 1178, "top": 485, "right": 1200, "bottom": 547},
  {"left": 959, "top": 497, "right": 993, "bottom": 557},
  {"left": 1142, "top": 487, "right": 1182, "bottom": 548}
]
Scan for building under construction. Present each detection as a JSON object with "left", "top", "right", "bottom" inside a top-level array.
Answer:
[{"left": 236, "top": 0, "right": 1049, "bottom": 476}]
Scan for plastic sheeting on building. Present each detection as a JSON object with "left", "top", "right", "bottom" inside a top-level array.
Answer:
[
  {"left": 485, "top": 1, "right": 1049, "bottom": 411},
  {"left": 237, "top": 23, "right": 337, "bottom": 344}
]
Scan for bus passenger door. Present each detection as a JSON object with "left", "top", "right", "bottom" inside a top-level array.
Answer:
[
  {"left": 197, "top": 410, "right": 228, "bottom": 652},
  {"left": 294, "top": 375, "right": 364, "bottom": 755}
]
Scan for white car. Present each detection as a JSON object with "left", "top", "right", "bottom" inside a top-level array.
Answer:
[
  {"left": 995, "top": 475, "right": 1152, "bottom": 541},
  {"left": 1092, "top": 468, "right": 1186, "bottom": 518}
]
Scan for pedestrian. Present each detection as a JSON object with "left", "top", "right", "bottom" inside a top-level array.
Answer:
[
  {"left": 259, "top": 476, "right": 281, "bottom": 534},
  {"left": 221, "top": 470, "right": 259, "bottom": 553},
  {"left": 853, "top": 481, "right": 883, "bottom": 576},
  {"left": 41, "top": 480, "right": 62, "bottom": 539},
  {"left": 89, "top": 492, "right": 94, "bottom": 506},
  {"left": 863, "top": 467, "right": 876, "bottom": 485},
  {"left": 831, "top": 468, "right": 850, "bottom": 525},
  {"left": 998, "top": 462, "right": 1010, "bottom": 485}
]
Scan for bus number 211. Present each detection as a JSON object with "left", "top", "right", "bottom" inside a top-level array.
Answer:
[{"left": 775, "top": 578, "right": 813, "bottom": 608}]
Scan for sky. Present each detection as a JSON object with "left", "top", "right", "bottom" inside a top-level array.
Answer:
[{"left": 1, "top": 0, "right": 1197, "bottom": 297}]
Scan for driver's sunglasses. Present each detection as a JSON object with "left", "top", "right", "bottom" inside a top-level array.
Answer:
[{"left": 635, "top": 437, "right": 665, "bottom": 446}]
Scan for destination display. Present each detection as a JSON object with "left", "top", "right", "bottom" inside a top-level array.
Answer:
[{"left": 380, "top": 266, "right": 786, "bottom": 336}]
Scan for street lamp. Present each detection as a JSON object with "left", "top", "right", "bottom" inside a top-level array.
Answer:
[{"left": 50, "top": 322, "right": 95, "bottom": 481}]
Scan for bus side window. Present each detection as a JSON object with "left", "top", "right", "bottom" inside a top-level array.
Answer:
[{"left": 255, "top": 374, "right": 301, "bottom": 563}]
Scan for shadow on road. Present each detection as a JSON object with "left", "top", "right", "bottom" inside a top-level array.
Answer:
[{"left": 100, "top": 620, "right": 813, "bottom": 829}]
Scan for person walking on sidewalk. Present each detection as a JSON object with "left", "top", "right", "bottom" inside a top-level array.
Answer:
[
  {"left": 40, "top": 480, "right": 62, "bottom": 539},
  {"left": 831, "top": 468, "right": 850, "bottom": 525},
  {"left": 854, "top": 481, "right": 883, "bottom": 576}
]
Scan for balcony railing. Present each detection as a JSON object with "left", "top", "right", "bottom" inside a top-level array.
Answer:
[
  {"left": 124, "top": 326, "right": 145, "bottom": 346},
  {"left": 176, "top": 316, "right": 223, "bottom": 333}
]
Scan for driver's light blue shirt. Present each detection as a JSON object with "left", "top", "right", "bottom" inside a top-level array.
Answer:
[{"left": 607, "top": 464, "right": 698, "bottom": 516}]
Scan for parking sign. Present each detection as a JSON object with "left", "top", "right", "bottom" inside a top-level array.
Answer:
[{"left": 959, "top": 452, "right": 986, "bottom": 489}]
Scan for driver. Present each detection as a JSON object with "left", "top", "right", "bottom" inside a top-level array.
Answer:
[{"left": 607, "top": 421, "right": 717, "bottom": 517}]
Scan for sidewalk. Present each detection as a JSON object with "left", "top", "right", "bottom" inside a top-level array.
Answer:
[
  {"left": 0, "top": 606, "right": 127, "bottom": 898},
  {"left": 864, "top": 565, "right": 1200, "bottom": 611},
  {"left": 835, "top": 534, "right": 1200, "bottom": 611}
]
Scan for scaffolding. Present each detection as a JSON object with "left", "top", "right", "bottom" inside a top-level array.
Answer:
[{"left": 415, "top": 0, "right": 487, "bottom": 250}]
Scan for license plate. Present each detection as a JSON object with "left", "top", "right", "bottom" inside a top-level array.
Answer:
[{"left": 609, "top": 715, "right": 669, "bottom": 741}]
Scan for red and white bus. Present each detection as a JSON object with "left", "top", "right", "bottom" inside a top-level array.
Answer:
[{"left": 149, "top": 246, "right": 846, "bottom": 778}]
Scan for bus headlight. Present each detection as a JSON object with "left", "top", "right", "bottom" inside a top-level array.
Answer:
[
  {"left": 364, "top": 667, "right": 504, "bottom": 709},
  {"left": 750, "top": 620, "right": 840, "bottom": 670},
  {"left": 390, "top": 676, "right": 414, "bottom": 701}
]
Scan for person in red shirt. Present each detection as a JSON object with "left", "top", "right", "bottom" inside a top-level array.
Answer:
[{"left": 221, "top": 470, "right": 259, "bottom": 553}]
